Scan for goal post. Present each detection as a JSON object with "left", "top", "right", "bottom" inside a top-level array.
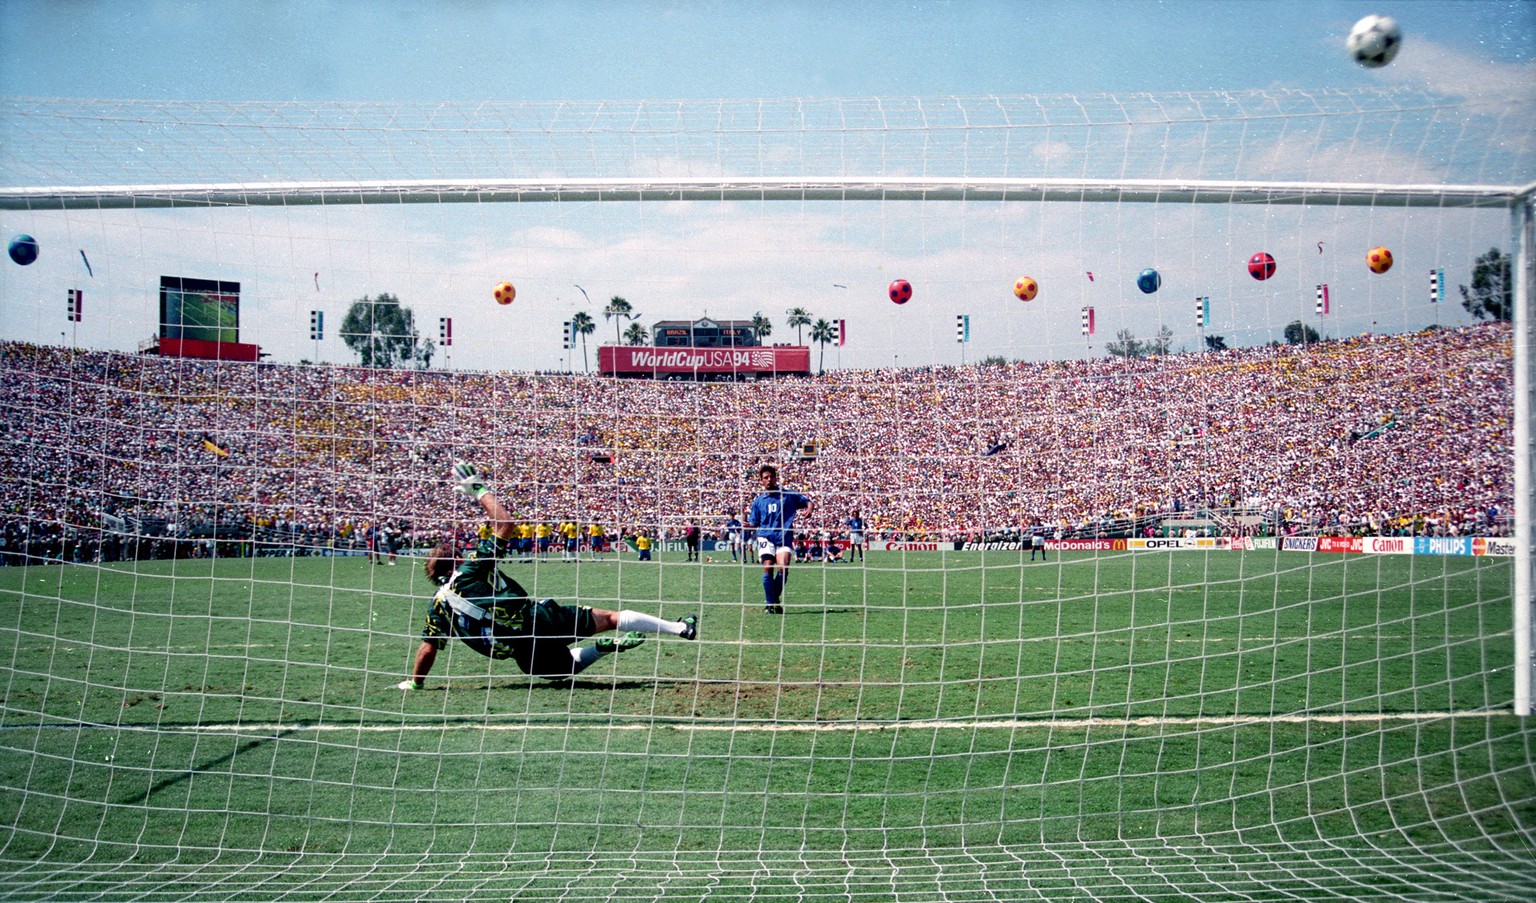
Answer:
[
  {"left": 0, "top": 176, "right": 1524, "bottom": 210},
  {"left": 4, "top": 169, "right": 1529, "bottom": 715},
  {"left": 1515, "top": 189, "right": 1535, "bottom": 716}
]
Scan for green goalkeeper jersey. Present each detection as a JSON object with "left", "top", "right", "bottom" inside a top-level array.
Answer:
[{"left": 422, "top": 536, "right": 532, "bottom": 659}]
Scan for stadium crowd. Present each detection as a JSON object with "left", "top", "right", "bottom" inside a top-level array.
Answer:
[{"left": 0, "top": 323, "right": 1513, "bottom": 563}]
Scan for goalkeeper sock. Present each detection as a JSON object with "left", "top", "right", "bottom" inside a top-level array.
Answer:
[
  {"left": 615, "top": 610, "right": 686, "bottom": 637},
  {"left": 571, "top": 645, "right": 606, "bottom": 668}
]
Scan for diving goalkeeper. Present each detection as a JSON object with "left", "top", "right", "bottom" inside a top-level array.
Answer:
[{"left": 397, "top": 461, "right": 698, "bottom": 690}]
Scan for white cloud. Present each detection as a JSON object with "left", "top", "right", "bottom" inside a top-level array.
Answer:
[{"left": 1384, "top": 39, "right": 1536, "bottom": 107}]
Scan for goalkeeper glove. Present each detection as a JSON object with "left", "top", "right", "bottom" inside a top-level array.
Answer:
[{"left": 452, "top": 460, "right": 490, "bottom": 501}]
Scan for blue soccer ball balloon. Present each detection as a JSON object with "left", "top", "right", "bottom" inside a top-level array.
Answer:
[
  {"left": 1136, "top": 268, "right": 1161, "bottom": 294},
  {"left": 8, "top": 234, "right": 38, "bottom": 266}
]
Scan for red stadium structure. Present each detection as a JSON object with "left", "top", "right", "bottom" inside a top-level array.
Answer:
[
  {"left": 146, "top": 336, "right": 263, "bottom": 362},
  {"left": 600, "top": 316, "right": 811, "bottom": 379},
  {"left": 599, "top": 344, "right": 810, "bottom": 379}
]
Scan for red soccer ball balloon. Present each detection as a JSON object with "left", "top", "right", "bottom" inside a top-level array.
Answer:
[
  {"left": 888, "top": 279, "right": 913, "bottom": 305},
  {"left": 1247, "top": 252, "right": 1276, "bottom": 281},
  {"left": 1012, "top": 276, "right": 1039, "bottom": 302}
]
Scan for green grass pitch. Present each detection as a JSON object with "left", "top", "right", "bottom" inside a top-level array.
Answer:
[{"left": 0, "top": 550, "right": 1530, "bottom": 900}]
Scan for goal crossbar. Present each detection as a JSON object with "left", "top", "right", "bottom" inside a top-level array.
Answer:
[{"left": 0, "top": 177, "right": 1524, "bottom": 210}]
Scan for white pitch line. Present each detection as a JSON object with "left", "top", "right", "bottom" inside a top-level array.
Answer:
[
  {"left": 185, "top": 633, "right": 1491, "bottom": 653},
  {"left": 56, "top": 710, "right": 1516, "bottom": 736}
]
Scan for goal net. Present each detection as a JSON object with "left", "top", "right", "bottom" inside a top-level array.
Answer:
[{"left": 0, "top": 90, "right": 1531, "bottom": 900}]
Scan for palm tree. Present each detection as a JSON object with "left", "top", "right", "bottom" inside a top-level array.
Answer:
[
  {"left": 603, "top": 295, "right": 635, "bottom": 344},
  {"left": 751, "top": 311, "right": 773, "bottom": 344},
  {"left": 570, "top": 311, "right": 596, "bottom": 371},
  {"left": 623, "top": 321, "right": 648, "bottom": 346},
  {"left": 809, "top": 318, "right": 836, "bottom": 373},
  {"left": 786, "top": 307, "right": 812, "bottom": 344}
]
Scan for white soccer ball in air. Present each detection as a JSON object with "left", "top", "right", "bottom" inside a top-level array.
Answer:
[{"left": 1347, "top": 15, "right": 1402, "bottom": 69}]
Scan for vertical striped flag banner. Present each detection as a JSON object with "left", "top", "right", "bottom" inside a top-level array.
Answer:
[
  {"left": 1315, "top": 284, "right": 1330, "bottom": 316},
  {"left": 67, "top": 289, "right": 83, "bottom": 322},
  {"left": 309, "top": 310, "right": 323, "bottom": 341},
  {"left": 1195, "top": 296, "right": 1210, "bottom": 329},
  {"left": 1430, "top": 268, "right": 1444, "bottom": 304},
  {"left": 1081, "top": 306, "right": 1095, "bottom": 337},
  {"left": 836, "top": 319, "right": 847, "bottom": 347},
  {"left": 439, "top": 317, "right": 453, "bottom": 347},
  {"left": 956, "top": 314, "right": 970, "bottom": 343}
]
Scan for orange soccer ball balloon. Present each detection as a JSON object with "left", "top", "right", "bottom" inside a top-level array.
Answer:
[
  {"left": 1013, "top": 277, "right": 1039, "bottom": 302},
  {"left": 493, "top": 281, "right": 517, "bottom": 305},
  {"left": 1366, "top": 247, "right": 1393, "bottom": 274}
]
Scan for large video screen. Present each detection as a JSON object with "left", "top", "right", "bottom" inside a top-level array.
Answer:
[{"left": 159, "top": 276, "right": 240, "bottom": 343}]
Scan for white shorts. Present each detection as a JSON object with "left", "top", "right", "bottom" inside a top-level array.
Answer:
[{"left": 755, "top": 537, "right": 791, "bottom": 559}]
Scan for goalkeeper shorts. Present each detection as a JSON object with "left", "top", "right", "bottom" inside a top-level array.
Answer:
[{"left": 513, "top": 599, "right": 598, "bottom": 678}]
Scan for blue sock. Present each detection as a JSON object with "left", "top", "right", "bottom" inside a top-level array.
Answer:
[
  {"left": 763, "top": 573, "right": 776, "bottom": 606},
  {"left": 773, "top": 572, "right": 786, "bottom": 603}
]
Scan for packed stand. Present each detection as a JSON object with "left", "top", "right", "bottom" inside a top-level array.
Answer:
[{"left": 0, "top": 323, "right": 1513, "bottom": 564}]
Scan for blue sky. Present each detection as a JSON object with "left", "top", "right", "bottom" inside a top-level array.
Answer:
[
  {"left": 1, "top": 1, "right": 1533, "bottom": 370},
  {"left": 3, "top": 1, "right": 1532, "bottom": 102}
]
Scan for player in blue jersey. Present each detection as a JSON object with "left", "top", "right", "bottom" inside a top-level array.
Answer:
[
  {"left": 745, "top": 464, "right": 812, "bottom": 614},
  {"left": 723, "top": 514, "right": 744, "bottom": 561},
  {"left": 846, "top": 510, "right": 866, "bottom": 562},
  {"left": 397, "top": 462, "right": 697, "bottom": 689}
]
